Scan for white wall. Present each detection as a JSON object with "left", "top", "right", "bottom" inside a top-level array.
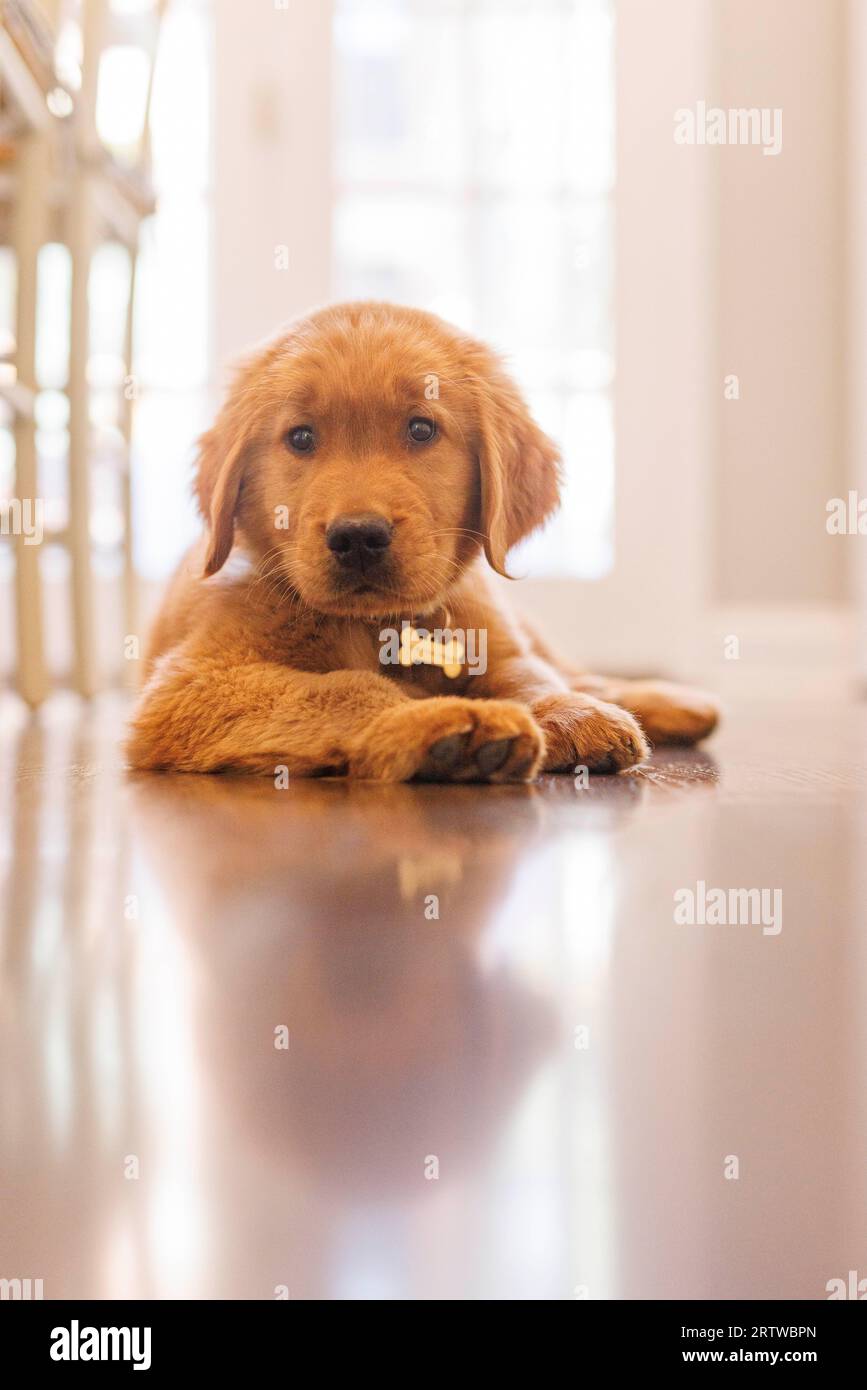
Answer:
[
  {"left": 211, "top": 0, "right": 334, "bottom": 376},
  {"left": 714, "top": 0, "right": 846, "bottom": 604}
]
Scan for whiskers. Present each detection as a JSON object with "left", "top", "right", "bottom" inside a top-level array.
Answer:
[
  {"left": 427, "top": 525, "right": 490, "bottom": 548},
  {"left": 248, "top": 544, "right": 310, "bottom": 622}
]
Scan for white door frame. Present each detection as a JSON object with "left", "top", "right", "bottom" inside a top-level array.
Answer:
[{"left": 211, "top": 0, "right": 334, "bottom": 372}]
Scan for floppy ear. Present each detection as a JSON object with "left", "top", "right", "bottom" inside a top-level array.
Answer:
[
  {"left": 474, "top": 362, "right": 562, "bottom": 577},
  {"left": 194, "top": 331, "right": 300, "bottom": 574},
  {"left": 194, "top": 416, "right": 250, "bottom": 577}
]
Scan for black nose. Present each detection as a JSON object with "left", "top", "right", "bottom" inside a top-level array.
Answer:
[{"left": 325, "top": 514, "right": 393, "bottom": 568}]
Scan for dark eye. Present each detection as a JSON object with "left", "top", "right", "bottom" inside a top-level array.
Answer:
[
  {"left": 285, "top": 426, "right": 315, "bottom": 454},
  {"left": 408, "top": 417, "right": 436, "bottom": 444}
]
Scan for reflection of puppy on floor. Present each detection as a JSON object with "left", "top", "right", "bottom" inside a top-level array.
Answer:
[{"left": 129, "top": 777, "right": 557, "bottom": 1197}]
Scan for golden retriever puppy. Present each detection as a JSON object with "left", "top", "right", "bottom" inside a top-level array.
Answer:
[{"left": 128, "top": 302, "right": 718, "bottom": 780}]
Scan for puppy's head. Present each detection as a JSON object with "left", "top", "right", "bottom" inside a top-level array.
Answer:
[{"left": 196, "top": 302, "right": 560, "bottom": 616}]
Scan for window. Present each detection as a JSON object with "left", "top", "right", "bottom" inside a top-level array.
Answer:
[{"left": 333, "top": 0, "right": 615, "bottom": 579}]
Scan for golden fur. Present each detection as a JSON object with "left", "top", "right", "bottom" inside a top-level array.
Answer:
[{"left": 128, "top": 302, "right": 718, "bottom": 780}]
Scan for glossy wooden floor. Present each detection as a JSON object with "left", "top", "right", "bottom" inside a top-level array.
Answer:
[{"left": 1, "top": 691, "right": 866, "bottom": 1300}]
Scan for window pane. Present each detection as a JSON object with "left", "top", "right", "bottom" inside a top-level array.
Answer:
[{"left": 333, "top": 0, "right": 615, "bottom": 579}]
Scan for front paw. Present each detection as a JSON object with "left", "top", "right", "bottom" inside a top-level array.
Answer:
[
  {"left": 532, "top": 692, "right": 649, "bottom": 773},
  {"left": 350, "top": 697, "right": 545, "bottom": 783}
]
